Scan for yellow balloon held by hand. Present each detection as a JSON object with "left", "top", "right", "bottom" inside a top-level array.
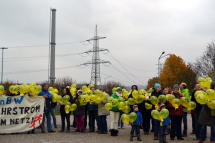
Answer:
[
  {"left": 145, "top": 103, "right": 152, "bottom": 109},
  {"left": 132, "top": 90, "right": 139, "bottom": 99},
  {"left": 112, "top": 87, "right": 117, "bottom": 94},
  {"left": 172, "top": 99, "right": 180, "bottom": 109},
  {"left": 207, "top": 100, "right": 215, "bottom": 109},
  {"left": 118, "top": 102, "right": 125, "bottom": 110},
  {"left": 129, "top": 112, "right": 137, "bottom": 123},
  {"left": 128, "top": 98, "right": 135, "bottom": 105},
  {"left": 122, "top": 106, "right": 131, "bottom": 114},
  {"left": 151, "top": 110, "right": 159, "bottom": 120},
  {"left": 150, "top": 96, "right": 159, "bottom": 105},
  {"left": 105, "top": 103, "right": 112, "bottom": 110},
  {"left": 205, "top": 89, "right": 215, "bottom": 101},
  {"left": 158, "top": 95, "right": 166, "bottom": 103},
  {"left": 108, "top": 97, "right": 114, "bottom": 103},
  {"left": 57, "top": 96, "right": 63, "bottom": 104},
  {"left": 159, "top": 109, "right": 169, "bottom": 119},
  {"left": 70, "top": 103, "right": 77, "bottom": 111},
  {"left": 112, "top": 99, "right": 119, "bottom": 107},
  {"left": 195, "top": 94, "right": 207, "bottom": 104},
  {"left": 64, "top": 105, "right": 70, "bottom": 114},
  {"left": 121, "top": 114, "right": 129, "bottom": 124},
  {"left": 187, "top": 101, "right": 196, "bottom": 110},
  {"left": 100, "top": 92, "right": 107, "bottom": 100},
  {"left": 136, "top": 96, "right": 144, "bottom": 104}
]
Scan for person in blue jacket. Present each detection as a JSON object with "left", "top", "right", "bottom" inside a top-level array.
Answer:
[
  {"left": 130, "top": 105, "right": 143, "bottom": 141},
  {"left": 38, "top": 83, "right": 55, "bottom": 133},
  {"left": 157, "top": 103, "right": 170, "bottom": 143}
]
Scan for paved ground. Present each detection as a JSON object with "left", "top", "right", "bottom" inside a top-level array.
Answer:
[{"left": 0, "top": 115, "right": 212, "bottom": 143}]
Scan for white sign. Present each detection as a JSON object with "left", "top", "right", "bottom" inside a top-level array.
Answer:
[{"left": 0, "top": 95, "right": 44, "bottom": 133}]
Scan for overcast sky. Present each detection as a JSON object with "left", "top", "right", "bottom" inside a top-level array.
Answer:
[{"left": 0, "top": 0, "right": 215, "bottom": 86}]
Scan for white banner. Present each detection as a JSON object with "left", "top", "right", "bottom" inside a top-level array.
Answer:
[{"left": 0, "top": 95, "right": 44, "bottom": 133}]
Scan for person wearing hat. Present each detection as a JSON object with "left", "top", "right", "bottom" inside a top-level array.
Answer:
[
  {"left": 130, "top": 105, "right": 143, "bottom": 141},
  {"left": 109, "top": 87, "right": 122, "bottom": 136},
  {"left": 167, "top": 84, "right": 184, "bottom": 140}
]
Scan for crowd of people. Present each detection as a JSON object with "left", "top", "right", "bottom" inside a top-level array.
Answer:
[{"left": 4, "top": 82, "right": 215, "bottom": 143}]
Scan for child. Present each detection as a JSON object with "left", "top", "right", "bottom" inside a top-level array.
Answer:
[
  {"left": 158, "top": 103, "right": 170, "bottom": 143},
  {"left": 130, "top": 105, "right": 143, "bottom": 141}
]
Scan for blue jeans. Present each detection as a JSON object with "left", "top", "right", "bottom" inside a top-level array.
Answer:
[
  {"left": 154, "top": 119, "right": 160, "bottom": 137},
  {"left": 41, "top": 112, "right": 52, "bottom": 132},
  {"left": 200, "top": 126, "right": 215, "bottom": 142},
  {"left": 183, "top": 112, "right": 187, "bottom": 135},
  {"left": 130, "top": 125, "right": 140, "bottom": 135},
  {"left": 89, "top": 111, "right": 98, "bottom": 130},
  {"left": 118, "top": 112, "right": 124, "bottom": 128},
  {"left": 98, "top": 115, "right": 107, "bottom": 132},
  {"left": 159, "top": 126, "right": 167, "bottom": 139},
  {"left": 50, "top": 108, "right": 57, "bottom": 127}
]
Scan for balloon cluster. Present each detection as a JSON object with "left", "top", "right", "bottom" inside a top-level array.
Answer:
[
  {"left": 151, "top": 109, "right": 169, "bottom": 126},
  {"left": 9, "top": 83, "right": 42, "bottom": 97},
  {"left": 198, "top": 77, "right": 212, "bottom": 90},
  {"left": 121, "top": 112, "right": 137, "bottom": 124}
]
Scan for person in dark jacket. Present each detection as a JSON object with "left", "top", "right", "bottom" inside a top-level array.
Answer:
[
  {"left": 130, "top": 105, "right": 143, "bottom": 141},
  {"left": 38, "top": 83, "right": 55, "bottom": 133},
  {"left": 58, "top": 88, "right": 73, "bottom": 133},
  {"left": 50, "top": 102, "right": 57, "bottom": 128},
  {"left": 164, "top": 87, "right": 171, "bottom": 135},
  {"left": 151, "top": 83, "right": 163, "bottom": 140},
  {"left": 73, "top": 89, "right": 86, "bottom": 132},
  {"left": 128, "top": 85, "right": 138, "bottom": 112},
  {"left": 191, "top": 84, "right": 202, "bottom": 140},
  {"left": 167, "top": 84, "right": 184, "bottom": 140},
  {"left": 198, "top": 82, "right": 215, "bottom": 143}
]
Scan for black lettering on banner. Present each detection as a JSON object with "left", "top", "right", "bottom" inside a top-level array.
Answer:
[
  {"left": 24, "top": 107, "right": 30, "bottom": 114},
  {"left": 32, "top": 117, "right": 34, "bottom": 122},
  {"left": 15, "top": 118, "right": 19, "bottom": 124},
  {"left": 36, "top": 105, "right": 40, "bottom": 112},
  {"left": 10, "top": 119, "right": 15, "bottom": 125},
  {"left": 2, "top": 108, "right": 6, "bottom": 115},
  {"left": 19, "top": 107, "right": 24, "bottom": 114},
  {"left": 21, "top": 118, "right": 25, "bottom": 124},
  {"left": 31, "top": 107, "right": 35, "bottom": 113},
  {"left": 7, "top": 107, "right": 12, "bottom": 115},
  {"left": 1, "top": 119, "right": 6, "bottom": 125},
  {"left": 26, "top": 117, "right": 30, "bottom": 123},
  {"left": 13, "top": 107, "right": 17, "bottom": 115}
]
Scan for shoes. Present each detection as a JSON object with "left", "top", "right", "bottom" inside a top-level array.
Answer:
[
  {"left": 121, "top": 127, "right": 125, "bottom": 129},
  {"left": 27, "top": 131, "right": 30, "bottom": 134},
  {"left": 137, "top": 134, "right": 142, "bottom": 141},
  {"left": 118, "top": 127, "right": 121, "bottom": 129},
  {"left": 154, "top": 137, "right": 158, "bottom": 140},
  {"left": 151, "top": 129, "right": 154, "bottom": 132},
  {"left": 170, "top": 138, "right": 174, "bottom": 140},
  {"left": 65, "top": 130, "right": 70, "bottom": 133},
  {"left": 89, "top": 129, "right": 95, "bottom": 132},
  {"left": 177, "top": 138, "right": 184, "bottom": 140},
  {"left": 58, "top": 130, "right": 64, "bottom": 133},
  {"left": 48, "top": 130, "right": 55, "bottom": 133},
  {"left": 182, "top": 134, "right": 187, "bottom": 137},
  {"left": 103, "top": 131, "right": 108, "bottom": 134},
  {"left": 198, "top": 140, "right": 204, "bottom": 143},
  {"left": 75, "top": 129, "right": 80, "bottom": 132},
  {"left": 193, "top": 138, "right": 200, "bottom": 140},
  {"left": 190, "top": 132, "right": 195, "bottom": 134},
  {"left": 31, "top": 130, "right": 35, "bottom": 134},
  {"left": 130, "top": 134, "right": 133, "bottom": 141},
  {"left": 96, "top": 130, "right": 101, "bottom": 133},
  {"left": 41, "top": 131, "right": 45, "bottom": 133},
  {"left": 80, "top": 130, "right": 85, "bottom": 132},
  {"left": 55, "top": 126, "right": 57, "bottom": 128},
  {"left": 98, "top": 130, "right": 103, "bottom": 134},
  {"left": 133, "top": 135, "right": 137, "bottom": 137}
]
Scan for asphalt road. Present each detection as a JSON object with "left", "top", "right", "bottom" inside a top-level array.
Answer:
[{"left": 0, "top": 114, "right": 212, "bottom": 143}]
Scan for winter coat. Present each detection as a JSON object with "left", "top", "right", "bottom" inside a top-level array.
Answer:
[
  {"left": 132, "top": 111, "right": 143, "bottom": 126},
  {"left": 73, "top": 95, "right": 86, "bottom": 116},
  {"left": 180, "top": 88, "right": 190, "bottom": 112},
  {"left": 110, "top": 92, "right": 122, "bottom": 112},
  {"left": 138, "top": 100, "right": 151, "bottom": 119},
  {"left": 98, "top": 94, "right": 109, "bottom": 116},
  {"left": 167, "top": 93, "right": 184, "bottom": 116},
  {"left": 60, "top": 94, "right": 74, "bottom": 114},
  {"left": 191, "top": 90, "right": 202, "bottom": 111},
  {"left": 38, "top": 89, "right": 53, "bottom": 113},
  {"left": 51, "top": 102, "right": 57, "bottom": 109},
  {"left": 198, "top": 104, "right": 214, "bottom": 127}
]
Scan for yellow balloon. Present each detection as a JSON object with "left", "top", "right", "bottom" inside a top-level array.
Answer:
[
  {"left": 63, "top": 95, "right": 70, "bottom": 104},
  {"left": 95, "top": 89, "right": 101, "bottom": 97},
  {"left": 132, "top": 90, "right": 139, "bottom": 99},
  {"left": 48, "top": 87, "right": 53, "bottom": 92},
  {"left": 166, "top": 94, "right": 171, "bottom": 101},
  {"left": 195, "top": 94, "right": 207, "bottom": 104},
  {"left": 172, "top": 99, "right": 180, "bottom": 109},
  {"left": 195, "top": 91, "right": 204, "bottom": 97},
  {"left": 145, "top": 103, "right": 152, "bottom": 109},
  {"left": 57, "top": 96, "right": 63, "bottom": 103},
  {"left": 205, "top": 77, "right": 212, "bottom": 89},
  {"left": 180, "top": 97, "right": 189, "bottom": 108},
  {"left": 30, "top": 82, "right": 36, "bottom": 87},
  {"left": 136, "top": 96, "right": 144, "bottom": 104},
  {"left": 64, "top": 105, "right": 70, "bottom": 114},
  {"left": 95, "top": 97, "right": 102, "bottom": 104},
  {"left": 118, "top": 102, "right": 125, "bottom": 110},
  {"left": 122, "top": 91, "right": 128, "bottom": 99},
  {"left": 108, "top": 97, "right": 114, "bottom": 103},
  {"left": 205, "top": 89, "right": 215, "bottom": 101},
  {"left": 187, "top": 101, "right": 196, "bottom": 110},
  {"left": 207, "top": 100, "right": 215, "bottom": 109},
  {"left": 211, "top": 109, "right": 215, "bottom": 116},
  {"left": 168, "top": 94, "right": 176, "bottom": 103},
  {"left": 121, "top": 114, "right": 129, "bottom": 124},
  {"left": 90, "top": 94, "right": 97, "bottom": 103},
  {"left": 128, "top": 98, "right": 135, "bottom": 105},
  {"left": 150, "top": 96, "right": 159, "bottom": 105},
  {"left": 151, "top": 110, "right": 159, "bottom": 120},
  {"left": 118, "top": 97, "right": 124, "bottom": 102},
  {"left": 71, "top": 83, "right": 77, "bottom": 88},
  {"left": 66, "top": 102, "right": 71, "bottom": 106},
  {"left": 159, "top": 109, "right": 169, "bottom": 119},
  {"left": 105, "top": 103, "right": 112, "bottom": 110},
  {"left": 122, "top": 106, "right": 131, "bottom": 114},
  {"left": 82, "top": 85, "right": 87, "bottom": 93},
  {"left": 53, "top": 89, "right": 58, "bottom": 94},
  {"left": 112, "top": 99, "right": 119, "bottom": 107},
  {"left": 129, "top": 112, "right": 137, "bottom": 123},
  {"left": 88, "top": 84, "right": 94, "bottom": 89},
  {"left": 149, "top": 88, "right": 152, "bottom": 93},
  {"left": 86, "top": 94, "right": 91, "bottom": 102},
  {"left": 79, "top": 95, "right": 88, "bottom": 105},
  {"left": 52, "top": 94, "right": 58, "bottom": 103},
  {"left": 124, "top": 101, "right": 130, "bottom": 106},
  {"left": 100, "top": 92, "right": 107, "bottom": 100},
  {"left": 70, "top": 103, "right": 77, "bottom": 111},
  {"left": 139, "top": 89, "right": 146, "bottom": 95},
  {"left": 87, "top": 90, "right": 93, "bottom": 96},
  {"left": 112, "top": 87, "right": 117, "bottom": 94},
  {"left": 158, "top": 95, "right": 166, "bottom": 103}
]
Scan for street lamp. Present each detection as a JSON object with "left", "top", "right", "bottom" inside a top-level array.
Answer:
[{"left": 158, "top": 52, "right": 170, "bottom": 83}]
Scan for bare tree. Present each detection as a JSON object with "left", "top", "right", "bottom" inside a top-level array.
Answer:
[{"left": 103, "top": 80, "right": 125, "bottom": 95}]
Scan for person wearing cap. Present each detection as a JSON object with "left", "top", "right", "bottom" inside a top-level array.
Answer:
[
  {"left": 167, "top": 84, "right": 184, "bottom": 140},
  {"left": 130, "top": 105, "right": 143, "bottom": 141},
  {"left": 156, "top": 103, "right": 170, "bottom": 143},
  {"left": 109, "top": 87, "right": 122, "bottom": 136},
  {"left": 151, "top": 83, "right": 163, "bottom": 140}
]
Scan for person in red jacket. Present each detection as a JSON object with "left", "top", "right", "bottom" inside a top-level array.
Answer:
[{"left": 167, "top": 84, "right": 184, "bottom": 140}]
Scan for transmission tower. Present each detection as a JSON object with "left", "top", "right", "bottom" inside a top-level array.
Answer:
[{"left": 82, "top": 25, "right": 110, "bottom": 89}]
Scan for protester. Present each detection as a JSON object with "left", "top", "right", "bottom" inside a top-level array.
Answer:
[
  {"left": 198, "top": 82, "right": 215, "bottom": 143},
  {"left": 89, "top": 87, "right": 99, "bottom": 132},
  {"left": 128, "top": 85, "right": 138, "bottom": 112},
  {"left": 167, "top": 84, "right": 184, "bottom": 140},
  {"left": 151, "top": 83, "right": 163, "bottom": 140},
  {"left": 118, "top": 111, "right": 124, "bottom": 129},
  {"left": 73, "top": 89, "right": 85, "bottom": 132},
  {"left": 164, "top": 87, "right": 171, "bottom": 135},
  {"left": 84, "top": 84, "right": 90, "bottom": 130},
  {"left": 38, "top": 83, "right": 55, "bottom": 133},
  {"left": 164, "top": 87, "right": 171, "bottom": 95},
  {"left": 110, "top": 87, "right": 122, "bottom": 136},
  {"left": 59, "top": 88, "right": 73, "bottom": 133},
  {"left": 50, "top": 101, "right": 57, "bottom": 128},
  {"left": 180, "top": 83, "right": 190, "bottom": 137},
  {"left": 98, "top": 90, "right": 109, "bottom": 134},
  {"left": 130, "top": 105, "right": 143, "bottom": 141},
  {"left": 157, "top": 103, "right": 170, "bottom": 143}
]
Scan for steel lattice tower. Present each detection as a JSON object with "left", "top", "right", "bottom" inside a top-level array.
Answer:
[{"left": 83, "top": 25, "right": 110, "bottom": 89}]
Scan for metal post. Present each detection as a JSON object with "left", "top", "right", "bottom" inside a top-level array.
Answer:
[
  {"left": 158, "top": 58, "right": 160, "bottom": 83},
  {"left": 50, "top": 9, "right": 56, "bottom": 84},
  {"left": 0, "top": 47, "right": 8, "bottom": 83}
]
